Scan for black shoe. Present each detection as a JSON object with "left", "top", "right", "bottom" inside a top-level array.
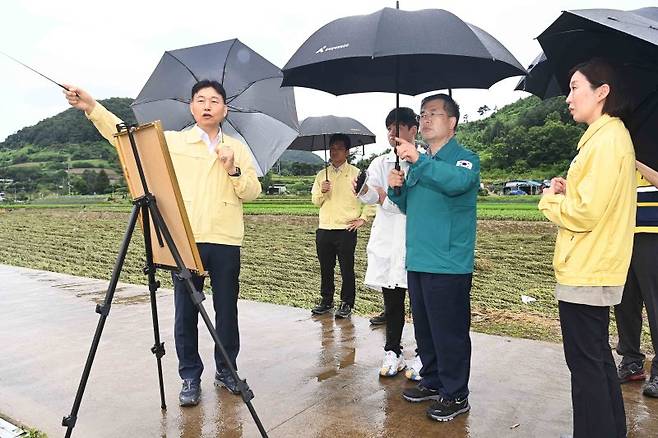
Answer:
[
  {"left": 427, "top": 397, "right": 470, "bottom": 421},
  {"left": 312, "top": 301, "right": 333, "bottom": 315},
  {"left": 369, "top": 312, "right": 386, "bottom": 325},
  {"left": 179, "top": 379, "right": 201, "bottom": 406},
  {"left": 214, "top": 370, "right": 241, "bottom": 395},
  {"left": 643, "top": 375, "right": 658, "bottom": 398},
  {"left": 335, "top": 302, "right": 352, "bottom": 319},
  {"left": 618, "top": 361, "right": 646, "bottom": 383},
  {"left": 402, "top": 384, "right": 441, "bottom": 402}
]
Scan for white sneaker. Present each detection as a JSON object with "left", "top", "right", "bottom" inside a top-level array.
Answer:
[
  {"left": 379, "top": 351, "right": 406, "bottom": 377},
  {"left": 405, "top": 355, "right": 422, "bottom": 381}
]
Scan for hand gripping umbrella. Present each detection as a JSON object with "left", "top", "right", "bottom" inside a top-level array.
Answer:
[
  {"left": 288, "top": 115, "right": 375, "bottom": 180},
  {"left": 282, "top": 5, "right": 526, "bottom": 189},
  {"left": 131, "top": 39, "right": 300, "bottom": 176}
]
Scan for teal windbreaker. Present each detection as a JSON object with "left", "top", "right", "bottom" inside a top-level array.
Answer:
[{"left": 388, "top": 137, "right": 480, "bottom": 274}]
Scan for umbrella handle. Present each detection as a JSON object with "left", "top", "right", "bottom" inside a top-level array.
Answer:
[{"left": 394, "top": 153, "right": 401, "bottom": 196}]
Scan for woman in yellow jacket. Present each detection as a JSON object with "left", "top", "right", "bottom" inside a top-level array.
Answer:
[{"left": 539, "top": 59, "right": 635, "bottom": 438}]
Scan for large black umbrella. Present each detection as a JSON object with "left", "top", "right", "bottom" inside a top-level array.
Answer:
[
  {"left": 131, "top": 39, "right": 300, "bottom": 176},
  {"left": 538, "top": 7, "right": 658, "bottom": 92},
  {"left": 282, "top": 7, "right": 526, "bottom": 96},
  {"left": 283, "top": 6, "right": 525, "bottom": 182},
  {"left": 289, "top": 115, "right": 375, "bottom": 180},
  {"left": 527, "top": 7, "right": 658, "bottom": 168}
]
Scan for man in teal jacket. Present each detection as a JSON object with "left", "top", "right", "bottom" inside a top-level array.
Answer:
[{"left": 388, "top": 93, "right": 480, "bottom": 422}]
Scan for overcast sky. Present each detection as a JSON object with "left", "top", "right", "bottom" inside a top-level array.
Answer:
[{"left": 1, "top": 0, "right": 655, "bottom": 156}]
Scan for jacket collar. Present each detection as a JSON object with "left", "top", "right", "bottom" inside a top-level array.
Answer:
[
  {"left": 184, "top": 124, "right": 223, "bottom": 145},
  {"left": 434, "top": 136, "right": 458, "bottom": 160},
  {"left": 577, "top": 114, "right": 617, "bottom": 150}
]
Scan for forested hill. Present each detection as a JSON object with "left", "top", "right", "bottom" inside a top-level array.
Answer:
[
  {"left": 1, "top": 98, "right": 137, "bottom": 149},
  {"left": 456, "top": 95, "right": 585, "bottom": 178},
  {"left": 0, "top": 94, "right": 586, "bottom": 185}
]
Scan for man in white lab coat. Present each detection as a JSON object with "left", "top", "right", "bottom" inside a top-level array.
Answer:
[{"left": 357, "top": 107, "right": 422, "bottom": 378}]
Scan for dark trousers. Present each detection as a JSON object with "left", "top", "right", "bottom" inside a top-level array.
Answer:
[
  {"left": 173, "top": 243, "right": 240, "bottom": 382},
  {"left": 408, "top": 271, "right": 472, "bottom": 400},
  {"left": 615, "top": 233, "right": 658, "bottom": 376},
  {"left": 559, "top": 301, "right": 626, "bottom": 438},
  {"left": 383, "top": 287, "right": 406, "bottom": 355},
  {"left": 316, "top": 229, "right": 357, "bottom": 306}
]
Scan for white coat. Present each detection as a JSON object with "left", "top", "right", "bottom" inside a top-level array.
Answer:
[{"left": 358, "top": 151, "right": 409, "bottom": 291}]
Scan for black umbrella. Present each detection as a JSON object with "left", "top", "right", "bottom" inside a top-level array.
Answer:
[
  {"left": 529, "top": 7, "right": 658, "bottom": 168},
  {"left": 131, "top": 39, "right": 300, "bottom": 176},
  {"left": 515, "top": 51, "right": 563, "bottom": 98},
  {"left": 282, "top": 7, "right": 526, "bottom": 96},
  {"left": 537, "top": 7, "right": 658, "bottom": 93},
  {"left": 283, "top": 6, "right": 525, "bottom": 185},
  {"left": 289, "top": 115, "right": 376, "bottom": 180}
]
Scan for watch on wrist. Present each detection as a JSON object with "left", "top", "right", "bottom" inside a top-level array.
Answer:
[{"left": 229, "top": 166, "right": 241, "bottom": 177}]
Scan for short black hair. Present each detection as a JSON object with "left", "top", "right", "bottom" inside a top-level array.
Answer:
[
  {"left": 568, "top": 58, "right": 628, "bottom": 119},
  {"left": 421, "top": 94, "right": 461, "bottom": 129},
  {"left": 329, "top": 133, "right": 351, "bottom": 149},
  {"left": 385, "top": 107, "right": 419, "bottom": 129},
  {"left": 191, "top": 79, "right": 227, "bottom": 103}
]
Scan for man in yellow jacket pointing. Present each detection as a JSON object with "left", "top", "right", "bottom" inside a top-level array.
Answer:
[{"left": 64, "top": 80, "right": 261, "bottom": 407}]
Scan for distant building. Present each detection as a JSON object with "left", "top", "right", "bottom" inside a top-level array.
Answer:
[
  {"left": 266, "top": 184, "right": 288, "bottom": 195},
  {"left": 503, "top": 180, "right": 543, "bottom": 195}
]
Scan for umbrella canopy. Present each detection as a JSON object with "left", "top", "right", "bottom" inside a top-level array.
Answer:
[
  {"left": 131, "top": 39, "right": 300, "bottom": 176},
  {"left": 514, "top": 52, "right": 563, "bottom": 98},
  {"left": 527, "top": 8, "right": 658, "bottom": 168},
  {"left": 288, "top": 115, "right": 375, "bottom": 151},
  {"left": 537, "top": 7, "right": 658, "bottom": 93},
  {"left": 282, "top": 7, "right": 526, "bottom": 96},
  {"left": 289, "top": 115, "right": 375, "bottom": 181}
]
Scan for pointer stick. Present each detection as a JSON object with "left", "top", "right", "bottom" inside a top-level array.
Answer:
[{"left": 0, "top": 50, "right": 78, "bottom": 95}]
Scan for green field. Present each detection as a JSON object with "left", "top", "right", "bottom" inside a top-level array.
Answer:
[
  {"left": 4, "top": 194, "right": 546, "bottom": 220},
  {"left": 0, "top": 205, "right": 650, "bottom": 351}
]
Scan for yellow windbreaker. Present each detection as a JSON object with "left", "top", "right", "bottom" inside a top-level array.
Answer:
[
  {"left": 311, "top": 164, "right": 368, "bottom": 229},
  {"left": 538, "top": 114, "right": 636, "bottom": 286},
  {"left": 87, "top": 103, "right": 261, "bottom": 246}
]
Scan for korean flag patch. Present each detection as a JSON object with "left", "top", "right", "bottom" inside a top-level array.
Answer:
[{"left": 456, "top": 160, "right": 473, "bottom": 170}]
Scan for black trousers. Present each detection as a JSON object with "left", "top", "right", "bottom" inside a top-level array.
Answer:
[
  {"left": 559, "top": 301, "right": 626, "bottom": 438},
  {"left": 615, "top": 233, "right": 658, "bottom": 377},
  {"left": 172, "top": 243, "right": 240, "bottom": 382},
  {"left": 383, "top": 287, "right": 406, "bottom": 355},
  {"left": 316, "top": 229, "right": 357, "bottom": 306},
  {"left": 408, "top": 271, "right": 472, "bottom": 400}
]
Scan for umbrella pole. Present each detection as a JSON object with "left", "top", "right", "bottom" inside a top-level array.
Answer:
[
  {"left": 394, "top": 46, "right": 402, "bottom": 196},
  {"left": 395, "top": 0, "right": 401, "bottom": 172},
  {"left": 324, "top": 134, "right": 328, "bottom": 181}
]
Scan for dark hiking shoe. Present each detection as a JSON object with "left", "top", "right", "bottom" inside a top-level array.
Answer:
[
  {"left": 427, "top": 397, "right": 470, "bottom": 421},
  {"left": 179, "top": 379, "right": 201, "bottom": 406},
  {"left": 369, "top": 312, "right": 386, "bottom": 325},
  {"left": 335, "top": 302, "right": 352, "bottom": 319},
  {"left": 618, "top": 362, "right": 646, "bottom": 383},
  {"left": 643, "top": 375, "right": 658, "bottom": 398},
  {"left": 311, "top": 301, "right": 334, "bottom": 315},
  {"left": 214, "top": 370, "right": 240, "bottom": 395},
  {"left": 402, "top": 384, "right": 441, "bottom": 402}
]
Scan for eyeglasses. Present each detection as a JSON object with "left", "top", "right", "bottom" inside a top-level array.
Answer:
[
  {"left": 418, "top": 111, "right": 447, "bottom": 120},
  {"left": 194, "top": 98, "right": 223, "bottom": 105}
]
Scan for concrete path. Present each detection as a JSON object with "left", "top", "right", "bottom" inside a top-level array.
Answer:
[{"left": 1, "top": 264, "right": 657, "bottom": 437}]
